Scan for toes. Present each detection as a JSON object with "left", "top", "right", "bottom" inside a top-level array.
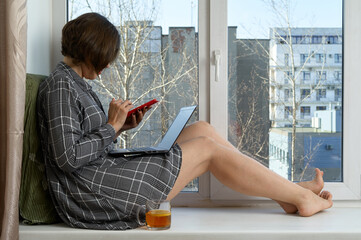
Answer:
[
  {"left": 325, "top": 191, "right": 333, "bottom": 200},
  {"left": 315, "top": 168, "right": 324, "bottom": 177},
  {"left": 319, "top": 191, "right": 333, "bottom": 200},
  {"left": 322, "top": 191, "right": 333, "bottom": 207}
]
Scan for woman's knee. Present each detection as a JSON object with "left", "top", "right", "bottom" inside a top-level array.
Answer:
[
  {"left": 178, "top": 136, "right": 218, "bottom": 171},
  {"left": 194, "top": 135, "right": 221, "bottom": 160},
  {"left": 182, "top": 135, "right": 218, "bottom": 158},
  {"left": 197, "top": 134, "right": 215, "bottom": 145},
  {"left": 191, "top": 120, "right": 215, "bottom": 133}
]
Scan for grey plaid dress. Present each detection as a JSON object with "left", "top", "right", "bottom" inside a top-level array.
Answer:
[{"left": 37, "top": 62, "right": 182, "bottom": 230}]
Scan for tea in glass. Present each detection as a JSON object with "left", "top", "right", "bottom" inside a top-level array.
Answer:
[
  {"left": 146, "top": 209, "right": 171, "bottom": 229},
  {"left": 145, "top": 200, "right": 171, "bottom": 230}
]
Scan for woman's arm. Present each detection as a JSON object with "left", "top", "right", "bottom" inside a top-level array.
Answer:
[{"left": 44, "top": 78, "right": 115, "bottom": 173}]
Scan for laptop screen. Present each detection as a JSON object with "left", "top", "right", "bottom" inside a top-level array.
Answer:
[{"left": 157, "top": 105, "right": 197, "bottom": 150}]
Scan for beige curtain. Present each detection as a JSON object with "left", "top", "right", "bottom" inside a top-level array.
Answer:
[{"left": 0, "top": 0, "right": 27, "bottom": 240}]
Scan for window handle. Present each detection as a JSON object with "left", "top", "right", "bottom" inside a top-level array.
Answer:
[{"left": 213, "top": 50, "right": 221, "bottom": 82}]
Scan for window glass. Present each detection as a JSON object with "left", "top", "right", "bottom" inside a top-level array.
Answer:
[
  {"left": 302, "top": 71, "right": 311, "bottom": 84},
  {"left": 284, "top": 71, "right": 291, "bottom": 84},
  {"left": 300, "top": 54, "right": 310, "bottom": 65},
  {"left": 68, "top": 0, "right": 199, "bottom": 191},
  {"left": 335, "top": 53, "right": 342, "bottom": 63},
  {"left": 284, "top": 89, "right": 291, "bottom": 101},
  {"left": 284, "top": 106, "right": 292, "bottom": 119},
  {"left": 316, "top": 106, "right": 327, "bottom": 111},
  {"left": 228, "top": 0, "right": 342, "bottom": 182},
  {"left": 316, "top": 89, "right": 327, "bottom": 101},
  {"left": 284, "top": 54, "right": 289, "bottom": 66},
  {"left": 312, "top": 36, "right": 323, "bottom": 44},
  {"left": 316, "top": 53, "right": 327, "bottom": 63},
  {"left": 301, "top": 89, "right": 311, "bottom": 100}
]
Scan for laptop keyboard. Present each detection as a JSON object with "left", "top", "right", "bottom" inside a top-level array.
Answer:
[{"left": 124, "top": 147, "right": 156, "bottom": 152}]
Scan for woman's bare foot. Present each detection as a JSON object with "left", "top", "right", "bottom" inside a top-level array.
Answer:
[
  {"left": 297, "top": 190, "right": 333, "bottom": 217},
  {"left": 297, "top": 168, "right": 324, "bottom": 194},
  {"left": 277, "top": 168, "right": 325, "bottom": 214}
]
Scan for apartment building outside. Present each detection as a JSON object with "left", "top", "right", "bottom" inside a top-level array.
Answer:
[
  {"left": 268, "top": 28, "right": 342, "bottom": 181},
  {"left": 269, "top": 28, "right": 342, "bottom": 128}
]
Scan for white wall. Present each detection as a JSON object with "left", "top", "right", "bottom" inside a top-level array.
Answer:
[
  {"left": 27, "top": 0, "right": 51, "bottom": 75},
  {"left": 27, "top": 0, "right": 66, "bottom": 75}
]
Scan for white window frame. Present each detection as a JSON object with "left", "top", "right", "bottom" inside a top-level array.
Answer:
[
  {"left": 206, "top": 0, "right": 361, "bottom": 202},
  {"left": 339, "top": 0, "right": 361, "bottom": 200},
  {"left": 53, "top": 0, "right": 360, "bottom": 205}
]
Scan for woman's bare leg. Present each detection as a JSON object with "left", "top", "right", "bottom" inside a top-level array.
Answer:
[
  {"left": 175, "top": 121, "right": 326, "bottom": 213},
  {"left": 178, "top": 121, "right": 324, "bottom": 192},
  {"left": 178, "top": 121, "right": 323, "bottom": 191},
  {"left": 167, "top": 122, "right": 333, "bottom": 216}
]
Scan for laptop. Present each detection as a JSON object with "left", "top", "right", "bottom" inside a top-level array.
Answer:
[{"left": 108, "top": 105, "right": 197, "bottom": 157}]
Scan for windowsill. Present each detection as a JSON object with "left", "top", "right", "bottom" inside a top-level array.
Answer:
[{"left": 19, "top": 202, "right": 361, "bottom": 240}]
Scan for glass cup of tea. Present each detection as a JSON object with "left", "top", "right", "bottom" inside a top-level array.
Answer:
[{"left": 137, "top": 199, "right": 171, "bottom": 230}]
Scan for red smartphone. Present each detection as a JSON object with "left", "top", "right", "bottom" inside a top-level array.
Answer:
[{"left": 127, "top": 99, "right": 158, "bottom": 117}]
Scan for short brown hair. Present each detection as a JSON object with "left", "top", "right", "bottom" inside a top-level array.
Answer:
[{"left": 61, "top": 13, "right": 120, "bottom": 73}]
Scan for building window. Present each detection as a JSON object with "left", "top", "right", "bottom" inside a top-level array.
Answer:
[
  {"left": 335, "top": 53, "right": 342, "bottom": 63},
  {"left": 292, "top": 35, "right": 304, "bottom": 44},
  {"left": 316, "top": 71, "right": 327, "bottom": 83},
  {"left": 315, "top": 53, "right": 327, "bottom": 63},
  {"left": 301, "top": 71, "right": 311, "bottom": 83},
  {"left": 316, "top": 89, "right": 327, "bottom": 101},
  {"left": 312, "top": 35, "right": 323, "bottom": 44},
  {"left": 316, "top": 106, "right": 327, "bottom": 111},
  {"left": 300, "top": 54, "right": 309, "bottom": 65},
  {"left": 284, "top": 106, "right": 292, "bottom": 118},
  {"left": 327, "top": 36, "right": 339, "bottom": 44},
  {"left": 334, "top": 71, "right": 342, "bottom": 81},
  {"left": 335, "top": 89, "right": 342, "bottom": 101},
  {"left": 301, "top": 89, "right": 311, "bottom": 100},
  {"left": 300, "top": 106, "right": 311, "bottom": 119},
  {"left": 284, "top": 71, "right": 291, "bottom": 84},
  {"left": 284, "top": 89, "right": 292, "bottom": 101},
  {"left": 278, "top": 35, "right": 288, "bottom": 44},
  {"left": 284, "top": 53, "right": 289, "bottom": 66}
]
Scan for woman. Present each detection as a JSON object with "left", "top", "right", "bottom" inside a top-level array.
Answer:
[{"left": 37, "top": 12, "right": 332, "bottom": 230}]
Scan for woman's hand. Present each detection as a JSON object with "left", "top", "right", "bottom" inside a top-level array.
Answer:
[
  {"left": 120, "top": 106, "right": 152, "bottom": 131},
  {"left": 107, "top": 98, "right": 134, "bottom": 133},
  {"left": 121, "top": 108, "right": 142, "bottom": 131}
]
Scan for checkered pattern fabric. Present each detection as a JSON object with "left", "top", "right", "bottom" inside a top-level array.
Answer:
[{"left": 37, "top": 62, "right": 182, "bottom": 230}]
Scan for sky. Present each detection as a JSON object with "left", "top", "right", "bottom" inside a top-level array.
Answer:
[
  {"left": 154, "top": 0, "right": 343, "bottom": 38},
  {"left": 70, "top": 0, "right": 343, "bottom": 38}
]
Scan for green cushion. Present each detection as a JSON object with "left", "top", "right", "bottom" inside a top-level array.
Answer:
[{"left": 19, "top": 73, "right": 60, "bottom": 224}]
